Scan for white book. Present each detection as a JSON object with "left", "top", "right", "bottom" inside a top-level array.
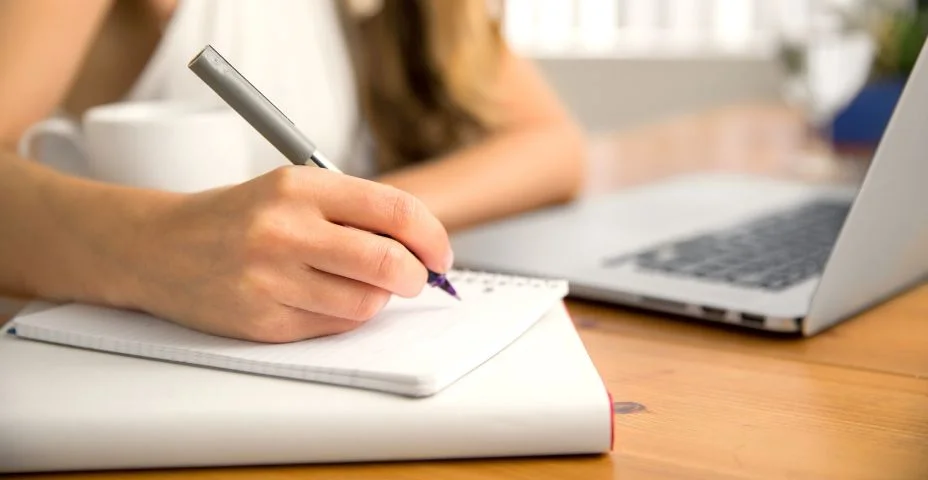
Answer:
[
  {"left": 8, "top": 270, "right": 568, "bottom": 397},
  {"left": 0, "top": 302, "right": 613, "bottom": 473}
]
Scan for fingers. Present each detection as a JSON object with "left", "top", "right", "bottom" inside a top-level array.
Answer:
[
  {"left": 302, "top": 221, "right": 428, "bottom": 298},
  {"left": 230, "top": 260, "right": 393, "bottom": 344},
  {"left": 225, "top": 167, "right": 456, "bottom": 344},
  {"left": 309, "top": 170, "right": 454, "bottom": 274},
  {"left": 259, "top": 263, "right": 393, "bottom": 324}
]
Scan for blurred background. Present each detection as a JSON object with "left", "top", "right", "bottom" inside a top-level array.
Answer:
[
  {"left": 1, "top": 0, "right": 925, "bottom": 316},
  {"left": 503, "top": 0, "right": 926, "bottom": 145}
]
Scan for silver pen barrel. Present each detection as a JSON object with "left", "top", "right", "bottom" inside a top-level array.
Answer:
[{"left": 188, "top": 45, "right": 330, "bottom": 169}]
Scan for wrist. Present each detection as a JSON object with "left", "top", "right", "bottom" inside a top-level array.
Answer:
[
  {"left": 30, "top": 170, "right": 183, "bottom": 310},
  {"left": 89, "top": 185, "right": 185, "bottom": 312}
]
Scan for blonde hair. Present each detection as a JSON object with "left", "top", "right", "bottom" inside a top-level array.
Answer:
[{"left": 339, "top": 0, "right": 504, "bottom": 172}]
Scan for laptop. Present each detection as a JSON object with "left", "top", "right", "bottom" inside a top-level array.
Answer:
[{"left": 450, "top": 45, "right": 928, "bottom": 337}]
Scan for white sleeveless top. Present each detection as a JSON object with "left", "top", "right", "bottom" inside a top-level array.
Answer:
[{"left": 124, "top": 0, "right": 371, "bottom": 177}]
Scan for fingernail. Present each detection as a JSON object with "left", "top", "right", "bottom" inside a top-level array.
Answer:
[{"left": 444, "top": 249, "right": 455, "bottom": 272}]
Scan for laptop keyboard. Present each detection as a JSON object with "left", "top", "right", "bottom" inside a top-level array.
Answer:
[{"left": 623, "top": 199, "right": 852, "bottom": 291}]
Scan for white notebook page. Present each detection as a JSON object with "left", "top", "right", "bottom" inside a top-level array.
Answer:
[{"left": 11, "top": 271, "right": 568, "bottom": 396}]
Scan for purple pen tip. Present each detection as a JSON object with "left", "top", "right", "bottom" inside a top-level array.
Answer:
[
  {"left": 428, "top": 271, "right": 460, "bottom": 300},
  {"left": 438, "top": 279, "right": 461, "bottom": 300}
]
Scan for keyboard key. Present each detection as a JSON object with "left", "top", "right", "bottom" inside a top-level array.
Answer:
[{"left": 625, "top": 199, "right": 851, "bottom": 291}]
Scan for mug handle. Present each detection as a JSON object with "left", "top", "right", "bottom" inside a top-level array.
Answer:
[{"left": 17, "top": 117, "right": 91, "bottom": 177}]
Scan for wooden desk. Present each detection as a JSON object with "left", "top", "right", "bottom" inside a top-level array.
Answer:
[{"left": 8, "top": 104, "right": 928, "bottom": 480}]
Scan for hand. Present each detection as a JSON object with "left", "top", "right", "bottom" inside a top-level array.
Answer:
[{"left": 128, "top": 166, "right": 454, "bottom": 343}]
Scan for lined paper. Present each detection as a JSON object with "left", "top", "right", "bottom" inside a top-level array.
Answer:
[{"left": 12, "top": 271, "right": 568, "bottom": 396}]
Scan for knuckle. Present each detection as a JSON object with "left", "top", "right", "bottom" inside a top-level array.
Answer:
[
  {"left": 243, "top": 216, "right": 274, "bottom": 256},
  {"left": 350, "top": 288, "right": 390, "bottom": 322},
  {"left": 240, "top": 268, "right": 274, "bottom": 298},
  {"left": 384, "top": 188, "right": 419, "bottom": 233},
  {"left": 236, "top": 274, "right": 281, "bottom": 320},
  {"left": 243, "top": 208, "right": 292, "bottom": 256},
  {"left": 266, "top": 166, "right": 304, "bottom": 200},
  {"left": 371, "top": 240, "right": 405, "bottom": 283}
]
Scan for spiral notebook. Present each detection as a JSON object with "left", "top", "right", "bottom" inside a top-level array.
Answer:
[{"left": 9, "top": 271, "right": 568, "bottom": 397}]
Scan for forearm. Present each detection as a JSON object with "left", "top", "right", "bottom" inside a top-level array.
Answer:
[
  {"left": 0, "top": 151, "right": 175, "bottom": 306},
  {"left": 378, "top": 120, "right": 587, "bottom": 231}
]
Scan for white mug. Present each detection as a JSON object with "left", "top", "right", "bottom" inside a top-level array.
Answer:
[{"left": 18, "top": 101, "right": 254, "bottom": 192}]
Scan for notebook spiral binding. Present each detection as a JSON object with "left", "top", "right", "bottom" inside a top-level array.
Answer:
[{"left": 446, "top": 269, "right": 567, "bottom": 291}]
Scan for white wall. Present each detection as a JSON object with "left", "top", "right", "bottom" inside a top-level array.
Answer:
[
  {"left": 506, "top": 0, "right": 894, "bottom": 130},
  {"left": 506, "top": 0, "right": 789, "bottom": 130},
  {"left": 534, "top": 56, "right": 784, "bottom": 132}
]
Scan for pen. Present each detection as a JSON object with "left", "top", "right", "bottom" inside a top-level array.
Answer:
[{"left": 187, "top": 44, "right": 459, "bottom": 300}]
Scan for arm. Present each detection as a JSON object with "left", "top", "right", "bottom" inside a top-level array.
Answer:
[
  {"left": 0, "top": 0, "right": 142, "bottom": 302},
  {"left": 0, "top": 1, "right": 453, "bottom": 343},
  {"left": 377, "top": 47, "right": 587, "bottom": 232},
  {"left": 0, "top": 153, "right": 174, "bottom": 306}
]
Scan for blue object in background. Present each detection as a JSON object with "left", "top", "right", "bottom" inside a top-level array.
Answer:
[{"left": 830, "top": 78, "right": 907, "bottom": 146}]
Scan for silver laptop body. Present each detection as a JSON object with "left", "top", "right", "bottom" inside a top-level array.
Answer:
[{"left": 451, "top": 45, "right": 928, "bottom": 336}]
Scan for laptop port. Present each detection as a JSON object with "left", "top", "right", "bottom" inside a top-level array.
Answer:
[
  {"left": 740, "top": 313, "right": 766, "bottom": 327},
  {"left": 700, "top": 306, "right": 727, "bottom": 321},
  {"left": 638, "top": 296, "right": 687, "bottom": 312}
]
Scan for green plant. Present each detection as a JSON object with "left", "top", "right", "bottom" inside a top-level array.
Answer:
[{"left": 870, "top": 5, "right": 928, "bottom": 78}]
